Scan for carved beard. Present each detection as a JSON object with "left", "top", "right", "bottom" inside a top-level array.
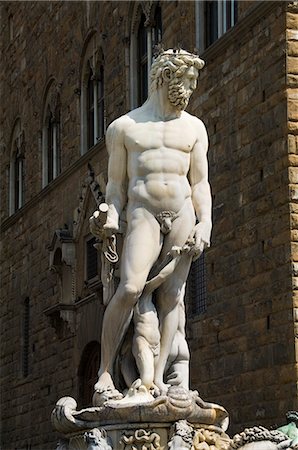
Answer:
[{"left": 168, "top": 78, "right": 192, "bottom": 111}]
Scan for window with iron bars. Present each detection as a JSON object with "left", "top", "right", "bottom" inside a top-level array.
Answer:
[{"left": 187, "top": 252, "right": 207, "bottom": 316}]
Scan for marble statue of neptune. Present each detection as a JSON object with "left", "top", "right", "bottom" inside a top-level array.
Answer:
[{"left": 91, "top": 49, "right": 212, "bottom": 399}]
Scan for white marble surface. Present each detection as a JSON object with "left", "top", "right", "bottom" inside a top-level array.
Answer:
[{"left": 90, "top": 50, "right": 211, "bottom": 400}]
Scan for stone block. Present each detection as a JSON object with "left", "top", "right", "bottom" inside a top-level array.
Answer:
[
  {"left": 292, "top": 214, "right": 298, "bottom": 229},
  {"left": 288, "top": 100, "right": 298, "bottom": 121},
  {"left": 287, "top": 12, "right": 298, "bottom": 30},
  {"left": 288, "top": 56, "right": 298, "bottom": 74},
  {"left": 289, "top": 167, "right": 298, "bottom": 183},
  {"left": 287, "top": 29, "right": 298, "bottom": 41},
  {"left": 288, "top": 40, "right": 298, "bottom": 56},
  {"left": 288, "top": 134, "right": 298, "bottom": 152}
]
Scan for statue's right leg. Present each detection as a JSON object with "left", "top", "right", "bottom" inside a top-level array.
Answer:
[{"left": 95, "top": 207, "right": 162, "bottom": 393}]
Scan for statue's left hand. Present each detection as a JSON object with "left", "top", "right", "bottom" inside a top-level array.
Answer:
[
  {"left": 188, "top": 221, "right": 211, "bottom": 260},
  {"left": 89, "top": 210, "right": 104, "bottom": 239}
]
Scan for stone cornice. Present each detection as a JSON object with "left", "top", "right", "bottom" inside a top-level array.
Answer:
[
  {"left": 202, "top": 1, "right": 285, "bottom": 63},
  {"left": 0, "top": 139, "right": 106, "bottom": 234}
]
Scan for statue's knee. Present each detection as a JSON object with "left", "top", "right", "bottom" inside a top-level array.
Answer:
[
  {"left": 122, "top": 283, "right": 141, "bottom": 306},
  {"left": 160, "top": 286, "right": 183, "bottom": 309}
]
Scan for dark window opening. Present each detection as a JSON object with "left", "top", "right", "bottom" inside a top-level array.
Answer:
[
  {"left": 14, "top": 151, "right": 24, "bottom": 211},
  {"left": 47, "top": 113, "right": 54, "bottom": 183},
  {"left": 86, "top": 237, "right": 98, "bottom": 280},
  {"left": 46, "top": 107, "right": 60, "bottom": 183},
  {"left": 206, "top": 1, "right": 218, "bottom": 47},
  {"left": 137, "top": 5, "right": 163, "bottom": 106},
  {"left": 137, "top": 14, "right": 148, "bottom": 106},
  {"left": 78, "top": 341, "right": 100, "bottom": 407},
  {"left": 205, "top": 0, "right": 238, "bottom": 48},
  {"left": 22, "top": 297, "right": 30, "bottom": 377},
  {"left": 97, "top": 65, "right": 104, "bottom": 141},
  {"left": 153, "top": 5, "right": 162, "bottom": 47},
  {"left": 87, "top": 65, "right": 95, "bottom": 149},
  {"left": 187, "top": 252, "right": 207, "bottom": 316}
]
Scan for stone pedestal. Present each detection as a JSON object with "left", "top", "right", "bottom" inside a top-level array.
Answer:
[
  {"left": 52, "top": 390, "right": 231, "bottom": 450},
  {"left": 52, "top": 396, "right": 298, "bottom": 449},
  {"left": 55, "top": 422, "right": 231, "bottom": 450}
]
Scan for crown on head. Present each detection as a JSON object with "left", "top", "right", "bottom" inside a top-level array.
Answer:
[{"left": 153, "top": 44, "right": 201, "bottom": 59}]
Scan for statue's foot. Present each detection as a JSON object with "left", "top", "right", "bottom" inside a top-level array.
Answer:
[
  {"left": 130, "top": 378, "right": 142, "bottom": 390},
  {"left": 92, "top": 388, "right": 123, "bottom": 407},
  {"left": 94, "top": 371, "right": 115, "bottom": 393},
  {"left": 150, "top": 382, "right": 160, "bottom": 397},
  {"left": 93, "top": 372, "right": 123, "bottom": 406},
  {"left": 153, "top": 380, "right": 170, "bottom": 396}
]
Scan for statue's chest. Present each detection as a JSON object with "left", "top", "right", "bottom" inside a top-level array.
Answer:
[{"left": 124, "top": 121, "right": 196, "bottom": 153}]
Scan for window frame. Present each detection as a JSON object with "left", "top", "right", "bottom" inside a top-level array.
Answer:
[
  {"left": 22, "top": 297, "right": 30, "bottom": 378},
  {"left": 195, "top": 0, "right": 238, "bottom": 52},
  {"left": 130, "top": 3, "right": 163, "bottom": 109},
  {"left": 9, "top": 119, "right": 25, "bottom": 215},
  {"left": 80, "top": 39, "right": 105, "bottom": 155},
  {"left": 42, "top": 84, "right": 61, "bottom": 188},
  {"left": 187, "top": 252, "right": 207, "bottom": 317}
]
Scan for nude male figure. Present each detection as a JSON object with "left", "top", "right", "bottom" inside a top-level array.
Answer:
[{"left": 92, "top": 49, "right": 212, "bottom": 395}]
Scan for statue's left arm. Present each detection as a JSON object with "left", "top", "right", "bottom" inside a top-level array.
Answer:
[{"left": 188, "top": 119, "right": 212, "bottom": 258}]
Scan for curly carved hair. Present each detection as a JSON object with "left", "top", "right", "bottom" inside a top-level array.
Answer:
[{"left": 149, "top": 49, "right": 205, "bottom": 93}]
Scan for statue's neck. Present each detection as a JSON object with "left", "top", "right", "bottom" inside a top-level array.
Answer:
[{"left": 145, "top": 88, "right": 182, "bottom": 121}]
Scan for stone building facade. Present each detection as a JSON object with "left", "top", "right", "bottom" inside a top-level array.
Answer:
[{"left": 0, "top": 1, "right": 297, "bottom": 449}]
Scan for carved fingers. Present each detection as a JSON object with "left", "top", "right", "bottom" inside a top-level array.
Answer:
[
  {"left": 89, "top": 211, "right": 104, "bottom": 239},
  {"left": 188, "top": 222, "right": 211, "bottom": 261},
  {"left": 89, "top": 211, "right": 119, "bottom": 240}
]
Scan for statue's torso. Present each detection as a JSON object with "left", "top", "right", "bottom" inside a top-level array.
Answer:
[{"left": 124, "top": 116, "right": 198, "bottom": 214}]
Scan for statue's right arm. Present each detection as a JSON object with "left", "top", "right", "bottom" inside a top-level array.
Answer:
[{"left": 104, "top": 118, "right": 128, "bottom": 233}]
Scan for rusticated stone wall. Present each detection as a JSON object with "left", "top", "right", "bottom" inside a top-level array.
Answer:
[
  {"left": 0, "top": 2, "right": 296, "bottom": 450},
  {"left": 189, "top": 0, "right": 297, "bottom": 432},
  {"left": 287, "top": 1, "right": 298, "bottom": 395}
]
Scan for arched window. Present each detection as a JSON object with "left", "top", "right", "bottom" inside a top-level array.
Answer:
[
  {"left": 130, "top": 3, "right": 163, "bottom": 108},
  {"left": 81, "top": 35, "right": 105, "bottom": 154},
  {"left": 86, "top": 63, "right": 104, "bottom": 150},
  {"left": 78, "top": 341, "right": 100, "bottom": 407},
  {"left": 9, "top": 119, "right": 25, "bottom": 215},
  {"left": 42, "top": 81, "right": 61, "bottom": 187}
]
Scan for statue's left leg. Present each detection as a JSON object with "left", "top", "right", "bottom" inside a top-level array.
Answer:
[
  {"left": 154, "top": 199, "right": 195, "bottom": 394},
  {"left": 154, "top": 259, "right": 191, "bottom": 394},
  {"left": 166, "top": 292, "right": 190, "bottom": 390}
]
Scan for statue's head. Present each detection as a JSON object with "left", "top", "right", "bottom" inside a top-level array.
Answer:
[{"left": 150, "top": 49, "right": 205, "bottom": 110}]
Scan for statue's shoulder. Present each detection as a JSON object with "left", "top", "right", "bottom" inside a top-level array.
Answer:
[
  {"left": 107, "top": 114, "right": 134, "bottom": 133},
  {"left": 182, "top": 111, "right": 206, "bottom": 130},
  {"left": 106, "top": 112, "right": 139, "bottom": 145},
  {"left": 182, "top": 112, "right": 208, "bottom": 147}
]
